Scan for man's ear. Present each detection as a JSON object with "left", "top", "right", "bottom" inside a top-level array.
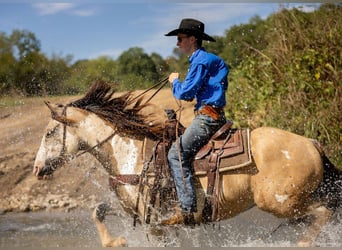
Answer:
[{"left": 190, "top": 35, "right": 196, "bottom": 42}]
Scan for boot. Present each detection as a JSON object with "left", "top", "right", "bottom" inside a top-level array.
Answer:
[{"left": 160, "top": 207, "right": 195, "bottom": 226}]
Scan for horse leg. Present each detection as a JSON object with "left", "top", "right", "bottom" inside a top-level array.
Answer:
[
  {"left": 297, "top": 203, "right": 332, "bottom": 247},
  {"left": 92, "top": 203, "right": 127, "bottom": 247}
]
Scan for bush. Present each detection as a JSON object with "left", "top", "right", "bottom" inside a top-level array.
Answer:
[{"left": 226, "top": 4, "right": 341, "bottom": 166}]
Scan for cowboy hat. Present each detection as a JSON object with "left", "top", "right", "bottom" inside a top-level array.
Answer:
[{"left": 165, "top": 18, "right": 216, "bottom": 42}]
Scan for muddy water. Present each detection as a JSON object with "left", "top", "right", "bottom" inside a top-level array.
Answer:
[{"left": 1, "top": 206, "right": 341, "bottom": 247}]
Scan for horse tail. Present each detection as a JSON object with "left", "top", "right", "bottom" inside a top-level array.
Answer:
[{"left": 311, "top": 139, "right": 342, "bottom": 210}]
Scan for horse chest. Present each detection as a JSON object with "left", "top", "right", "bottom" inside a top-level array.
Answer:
[{"left": 110, "top": 136, "right": 141, "bottom": 197}]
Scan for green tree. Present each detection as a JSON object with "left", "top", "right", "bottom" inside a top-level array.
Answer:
[
  {"left": 0, "top": 32, "right": 16, "bottom": 95},
  {"left": 117, "top": 47, "right": 159, "bottom": 88},
  {"left": 66, "top": 56, "right": 119, "bottom": 94},
  {"left": 10, "top": 29, "right": 40, "bottom": 60},
  {"left": 8, "top": 29, "right": 44, "bottom": 95},
  {"left": 167, "top": 47, "right": 189, "bottom": 77},
  {"left": 150, "top": 52, "right": 169, "bottom": 78},
  {"left": 204, "top": 36, "right": 226, "bottom": 60},
  {"left": 222, "top": 15, "right": 268, "bottom": 68},
  {"left": 14, "top": 51, "right": 48, "bottom": 96},
  {"left": 227, "top": 4, "right": 341, "bottom": 165},
  {"left": 42, "top": 54, "right": 72, "bottom": 95}
]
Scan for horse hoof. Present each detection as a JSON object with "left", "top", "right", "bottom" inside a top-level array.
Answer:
[
  {"left": 297, "top": 240, "right": 312, "bottom": 247},
  {"left": 103, "top": 237, "right": 127, "bottom": 247},
  {"left": 116, "top": 237, "right": 127, "bottom": 247},
  {"left": 93, "top": 203, "right": 110, "bottom": 222}
]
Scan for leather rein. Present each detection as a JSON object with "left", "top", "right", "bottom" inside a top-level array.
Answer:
[
  {"left": 51, "top": 104, "right": 117, "bottom": 173},
  {"left": 51, "top": 78, "right": 178, "bottom": 226},
  {"left": 50, "top": 77, "right": 169, "bottom": 171}
]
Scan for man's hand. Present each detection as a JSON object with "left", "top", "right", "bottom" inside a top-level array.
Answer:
[{"left": 168, "top": 72, "right": 179, "bottom": 83}]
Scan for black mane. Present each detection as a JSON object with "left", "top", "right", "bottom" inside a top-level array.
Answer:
[{"left": 68, "top": 80, "right": 163, "bottom": 140}]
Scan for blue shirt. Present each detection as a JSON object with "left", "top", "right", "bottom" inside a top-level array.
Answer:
[{"left": 172, "top": 48, "right": 229, "bottom": 111}]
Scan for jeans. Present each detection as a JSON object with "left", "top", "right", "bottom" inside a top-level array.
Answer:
[{"left": 168, "top": 113, "right": 226, "bottom": 213}]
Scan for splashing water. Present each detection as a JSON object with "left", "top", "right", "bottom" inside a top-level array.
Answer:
[
  {"left": 0, "top": 206, "right": 340, "bottom": 247},
  {"left": 2, "top": 157, "right": 340, "bottom": 247}
]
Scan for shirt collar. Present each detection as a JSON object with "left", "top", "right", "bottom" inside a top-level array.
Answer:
[{"left": 189, "top": 47, "right": 205, "bottom": 62}]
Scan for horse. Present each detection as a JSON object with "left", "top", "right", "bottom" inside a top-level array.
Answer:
[{"left": 33, "top": 80, "right": 341, "bottom": 247}]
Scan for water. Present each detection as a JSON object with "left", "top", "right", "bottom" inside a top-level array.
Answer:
[{"left": 0, "top": 206, "right": 341, "bottom": 247}]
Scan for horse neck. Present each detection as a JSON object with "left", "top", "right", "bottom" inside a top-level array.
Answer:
[
  {"left": 88, "top": 129, "right": 146, "bottom": 212},
  {"left": 75, "top": 111, "right": 145, "bottom": 177},
  {"left": 75, "top": 111, "right": 115, "bottom": 147},
  {"left": 108, "top": 134, "right": 145, "bottom": 176}
]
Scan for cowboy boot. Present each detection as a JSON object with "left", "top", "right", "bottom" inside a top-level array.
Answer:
[{"left": 160, "top": 207, "right": 195, "bottom": 226}]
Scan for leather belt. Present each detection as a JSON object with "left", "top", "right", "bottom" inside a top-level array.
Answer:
[{"left": 195, "top": 105, "right": 223, "bottom": 120}]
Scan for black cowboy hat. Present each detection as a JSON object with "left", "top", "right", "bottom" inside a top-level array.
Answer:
[{"left": 165, "top": 18, "right": 216, "bottom": 42}]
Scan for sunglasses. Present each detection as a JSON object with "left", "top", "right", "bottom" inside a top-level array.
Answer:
[{"left": 177, "top": 36, "right": 189, "bottom": 43}]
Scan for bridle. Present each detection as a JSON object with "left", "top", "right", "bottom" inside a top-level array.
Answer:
[
  {"left": 42, "top": 104, "right": 117, "bottom": 176},
  {"left": 40, "top": 77, "right": 187, "bottom": 226},
  {"left": 70, "top": 76, "right": 169, "bottom": 158},
  {"left": 130, "top": 76, "right": 169, "bottom": 104},
  {"left": 62, "top": 104, "right": 118, "bottom": 158},
  {"left": 41, "top": 76, "right": 176, "bottom": 178}
]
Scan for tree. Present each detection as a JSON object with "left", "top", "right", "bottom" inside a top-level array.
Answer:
[
  {"left": 150, "top": 52, "right": 169, "bottom": 78},
  {"left": 10, "top": 29, "right": 41, "bottom": 60},
  {"left": 8, "top": 30, "right": 44, "bottom": 95},
  {"left": 204, "top": 36, "right": 226, "bottom": 59},
  {"left": 117, "top": 47, "right": 160, "bottom": 87},
  {"left": 0, "top": 32, "right": 16, "bottom": 95},
  {"left": 42, "top": 54, "right": 72, "bottom": 95},
  {"left": 66, "top": 56, "right": 118, "bottom": 93},
  {"left": 222, "top": 15, "right": 268, "bottom": 68}
]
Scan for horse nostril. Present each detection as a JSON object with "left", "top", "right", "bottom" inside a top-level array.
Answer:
[
  {"left": 42, "top": 156, "right": 65, "bottom": 176},
  {"left": 37, "top": 164, "right": 56, "bottom": 179},
  {"left": 33, "top": 166, "right": 39, "bottom": 175},
  {"left": 46, "top": 157, "right": 59, "bottom": 167}
]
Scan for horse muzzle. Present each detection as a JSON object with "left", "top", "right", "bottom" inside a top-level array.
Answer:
[
  {"left": 34, "top": 156, "right": 66, "bottom": 179},
  {"left": 35, "top": 166, "right": 53, "bottom": 180}
]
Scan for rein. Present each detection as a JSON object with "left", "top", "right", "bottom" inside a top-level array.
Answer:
[
  {"left": 74, "top": 132, "right": 117, "bottom": 158},
  {"left": 53, "top": 76, "right": 170, "bottom": 169},
  {"left": 60, "top": 105, "right": 68, "bottom": 159},
  {"left": 51, "top": 78, "right": 182, "bottom": 226},
  {"left": 59, "top": 105, "right": 117, "bottom": 162},
  {"left": 130, "top": 76, "right": 169, "bottom": 105}
]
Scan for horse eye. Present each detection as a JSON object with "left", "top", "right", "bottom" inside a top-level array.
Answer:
[
  {"left": 46, "top": 124, "right": 60, "bottom": 138},
  {"left": 46, "top": 130, "right": 54, "bottom": 138}
]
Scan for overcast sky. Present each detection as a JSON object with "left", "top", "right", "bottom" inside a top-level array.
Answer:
[{"left": 0, "top": 1, "right": 321, "bottom": 62}]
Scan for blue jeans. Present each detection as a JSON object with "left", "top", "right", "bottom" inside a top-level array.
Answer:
[{"left": 168, "top": 113, "right": 226, "bottom": 213}]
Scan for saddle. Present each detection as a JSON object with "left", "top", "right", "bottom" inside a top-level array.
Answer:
[
  {"left": 192, "top": 121, "right": 253, "bottom": 222},
  {"left": 109, "top": 112, "right": 252, "bottom": 225}
]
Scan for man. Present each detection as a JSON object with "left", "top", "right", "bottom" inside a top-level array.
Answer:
[{"left": 161, "top": 18, "right": 229, "bottom": 225}]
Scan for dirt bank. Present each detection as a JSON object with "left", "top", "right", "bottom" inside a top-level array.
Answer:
[{"left": 0, "top": 89, "right": 194, "bottom": 213}]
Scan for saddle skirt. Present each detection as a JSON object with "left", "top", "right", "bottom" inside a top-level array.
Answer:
[{"left": 193, "top": 122, "right": 252, "bottom": 176}]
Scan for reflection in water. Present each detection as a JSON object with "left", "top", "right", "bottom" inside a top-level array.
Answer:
[{"left": 0, "top": 206, "right": 341, "bottom": 247}]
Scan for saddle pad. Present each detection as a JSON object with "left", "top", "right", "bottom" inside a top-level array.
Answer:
[
  {"left": 195, "top": 129, "right": 243, "bottom": 160},
  {"left": 194, "top": 129, "right": 252, "bottom": 176}
]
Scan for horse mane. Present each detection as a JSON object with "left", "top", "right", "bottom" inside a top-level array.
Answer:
[{"left": 69, "top": 80, "right": 164, "bottom": 140}]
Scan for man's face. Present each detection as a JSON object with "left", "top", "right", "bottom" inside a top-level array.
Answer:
[{"left": 176, "top": 33, "right": 195, "bottom": 55}]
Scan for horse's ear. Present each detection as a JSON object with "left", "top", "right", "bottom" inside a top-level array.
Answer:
[{"left": 44, "top": 101, "right": 77, "bottom": 127}]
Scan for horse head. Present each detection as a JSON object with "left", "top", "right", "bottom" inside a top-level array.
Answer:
[
  {"left": 33, "top": 80, "right": 167, "bottom": 181},
  {"left": 33, "top": 101, "right": 79, "bottom": 179}
]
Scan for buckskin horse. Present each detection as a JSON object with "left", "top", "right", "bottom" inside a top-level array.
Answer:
[{"left": 33, "top": 80, "right": 341, "bottom": 247}]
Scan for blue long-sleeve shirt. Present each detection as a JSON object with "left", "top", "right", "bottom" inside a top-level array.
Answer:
[{"left": 172, "top": 47, "right": 229, "bottom": 111}]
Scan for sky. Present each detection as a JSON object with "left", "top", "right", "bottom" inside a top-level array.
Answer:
[{"left": 0, "top": 1, "right": 322, "bottom": 62}]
